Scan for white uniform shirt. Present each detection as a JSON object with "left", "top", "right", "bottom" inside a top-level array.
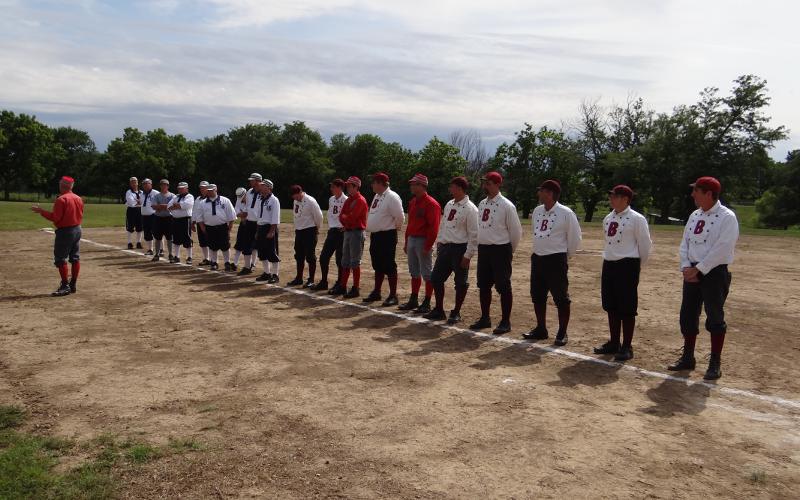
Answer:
[
  {"left": 257, "top": 194, "right": 281, "bottom": 226},
  {"left": 244, "top": 188, "right": 261, "bottom": 221},
  {"left": 476, "top": 193, "right": 523, "bottom": 252},
  {"left": 327, "top": 194, "right": 347, "bottom": 229},
  {"left": 197, "top": 195, "right": 236, "bottom": 226},
  {"left": 602, "top": 206, "right": 652, "bottom": 263},
  {"left": 366, "top": 187, "right": 405, "bottom": 233},
  {"left": 191, "top": 196, "right": 205, "bottom": 222},
  {"left": 125, "top": 189, "right": 142, "bottom": 208},
  {"left": 168, "top": 193, "right": 194, "bottom": 218},
  {"left": 436, "top": 196, "right": 479, "bottom": 259},
  {"left": 679, "top": 201, "right": 739, "bottom": 274},
  {"left": 293, "top": 193, "right": 323, "bottom": 231},
  {"left": 531, "top": 202, "right": 582, "bottom": 257},
  {"left": 140, "top": 189, "right": 156, "bottom": 216},
  {"left": 234, "top": 197, "right": 248, "bottom": 218}
]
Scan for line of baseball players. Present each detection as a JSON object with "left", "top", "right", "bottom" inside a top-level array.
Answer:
[{"left": 122, "top": 172, "right": 738, "bottom": 380}]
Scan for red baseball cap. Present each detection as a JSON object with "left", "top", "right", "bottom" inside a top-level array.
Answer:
[
  {"left": 450, "top": 176, "right": 469, "bottom": 191},
  {"left": 537, "top": 179, "right": 561, "bottom": 194},
  {"left": 289, "top": 184, "right": 303, "bottom": 195},
  {"left": 345, "top": 176, "right": 362, "bottom": 188},
  {"left": 61, "top": 176, "right": 75, "bottom": 183},
  {"left": 372, "top": 172, "right": 389, "bottom": 183},
  {"left": 609, "top": 184, "right": 634, "bottom": 198},
  {"left": 690, "top": 176, "right": 721, "bottom": 194},
  {"left": 480, "top": 171, "right": 503, "bottom": 185},
  {"left": 330, "top": 178, "right": 345, "bottom": 188},
  {"left": 408, "top": 173, "right": 428, "bottom": 186}
]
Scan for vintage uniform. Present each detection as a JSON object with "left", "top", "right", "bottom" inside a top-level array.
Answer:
[
  {"left": 232, "top": 187, "right": 249, "bottom": 271},
  {"left": 196, "top": 186, "right": 237, "bottom": 270},
  {"left": 399, "top": 174, "right": 441, "bottom": 314},
  {"left": 239, "top": 179, "right": 264, "bottom": 268},
  {"left": 313, "top": 191, "right": 347, "bottom": 289},
  {"left": 169, "top": 184, "right": 194, "bottom": 263},
  {"left": 671, "top": 176, "right": 739, "bottom": 380},
  {"left": 140, "top": 184, "right": 157, "bottom": 254},
  {"left": 334, "top": 177, "right": 368, "bottom": 297},
  {"left": 151, "top": 188, "right": 175, "bottom": 261},
  {"left": 594, "top": 186, "right": 652, "bottom": 361},
  {"left": 427, "top": 189, "right": 478, "bottom": 324},
  {"left": 364, "top": 175, "right": 405, "bottom": 305},
  {"left": 192, "top": 181, "right": 210, "bottom": 264},
  {"left": 289, "top": 190, "right": 323, "bottom": 286},
  {"left": 37, "top": 177, "right": 84, "bottom": 296},
  {"left": 525, "top": 198, "right": 582, "bottom": 345},
  {"left": 473, "top": 172, "right": 522, "bottom": 335},
  {"left": 124, "top": 182, "right": 143, "bottom": 247},
  {"left": 255, "top": 183, "right": 281, "bottom": 283}
]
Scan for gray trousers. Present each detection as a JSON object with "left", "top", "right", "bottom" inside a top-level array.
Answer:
[
  {"left": 407, "top": 235, "right": 432, "bottom": 281},
  {"left": 342, "top": 229, "right": 365, "bottom": 268}
]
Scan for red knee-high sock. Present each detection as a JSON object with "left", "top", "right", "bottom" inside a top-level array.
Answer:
[
  {"left": 340, "top": 268, "right": 351, "bottom": 287},
  {"left": 411, "top": 276, "right": 422, "bottom": 295},
  {"left": 608, "top": 312, "right": 621, "bottom": 345},
  {"left": 424, "top": 280, "right": 433, "bottom": 300},
  {"left": 683, "top": 333, "right": 698, "bottom": 354},
  {"left": 500, "top": 291, "right": 513, "bottom": 324},
  {"left": 388, "top": 274, "right": 398, "bottom": 296},
  {"left": 433, "top": 283, "right": 445, "bottom": 310},
  {"left": 57, "top": 263, "right": 69, "bottom": 282},
  {"left": 622, "top": 316, "right": 635, "bottom": 348},
  {"left": 710, "top": 333, "right": 725, "bottom": 355},
  {"left": 374, "top": 272, "right": 385, "bottom": 293},
  {"left": 353, "top": 266, "right": 361, "bottom": 288},
  {"left": 479, "top": 288, "right": 491, "bottom": 318},
  {"left": 454, "top": 288, "right": 467, "bottom": 314},
  {"left": 70, "top": 261, "right": 80, "bottom": 282}
]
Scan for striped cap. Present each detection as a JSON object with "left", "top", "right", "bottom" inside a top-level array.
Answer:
[
  {"left": 235, "top": 187, "right": 246, "bottom": 197},
  {"left": 177, "top": 181, "right": 189, "bottom": 188},
  {"left": 198, "top": 181, "right": 209, "bottom": 188},
  {"left": 345, "top": 176, "right": 361, "bottom": 188},
  {"left": 206, "top": 183, "right": 217, "bottom": 191},
  {"left": 261, "top": 179, "right": 274, "bottom": 188},
  {"left": 408, "top": 173, "right": 428, "bottom": 186}
]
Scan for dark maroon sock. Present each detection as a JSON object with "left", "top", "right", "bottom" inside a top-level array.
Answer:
[
  {"left": 454, "top": 288, "right": 467, "bottom": 314},
  {"left": 433, "top": 283, "right": 444, "bottom": 310},
  {"left": 479, "top": 288, "right": 491, "bottom": 318},
  {"left": 622, "top": 316, "right": 635, "bottom": 348},
  {"left": 411, "top": 276, "right": 422, "bottom": 295},
  {"left": 500, "top": 291, "right": 513, "bottom": 324},
  {"left": 710, "top": 333, "right": 725, "bottom": 355},
  {"left": 374, "top": 272, "right": 385, "bottom": 293},
  {"left": 683, "top": 334, "right": 698, "bottom": 354},
  {"left": 608, "top": 313, "right": 621, "bottom": 345},
  {"left": 534, "top": 302, "right": 547, "bottom": 328},
  {"left": 57, "top": 263, "right": 69, "bottom": 282},
  {"left": 340, "top": 268, "right": 351, "bottom": 287},
  {"left": 388, "top": 274, "right": 398, "bottom": 296}
]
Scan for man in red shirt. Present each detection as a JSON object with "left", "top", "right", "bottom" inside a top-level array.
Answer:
[
  {"left": 32, "top": 176, "right": 85, "bottom": 296},
  {"left": 333, "top": 176, "right": 369, "bottom": 298},
  {"left": 399, "top": 173, "right": 441, "bottom": 313}
]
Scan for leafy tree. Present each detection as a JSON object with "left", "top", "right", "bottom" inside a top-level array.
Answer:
[
  {"left": 45, "top": 126, "right": 98, "bottom": 197},
  {"left": 415, "top": 137, "right": 468, "bottom": 203},
  {"left": 0, "top": 111, "right": 54, "bottom": 200},
  {"left": 756, "top": 150, "right": 800, "bottom": 229}
]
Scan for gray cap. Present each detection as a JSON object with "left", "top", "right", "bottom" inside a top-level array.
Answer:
[
  {"left": 159, "top": 179, "right": 169, "bottom": 185},
  {"left": 261, "top": 179, "right": 273, "bottom": 188},
  {"left": 142, "top": 178, "right": 152, "bottom": 184},
  {"left": 177, "top": 181, "right": 188, "bottom": 188},
  {"left": 248, "top": 173, "right": 263, "bottom": 181},
  {"left": 206, "top": 183, "right": 218, "bottom": 191},
  {"left": 198, "top": 181, "right": 209, "bottom": 188},
  {"left": 129, "top": 176, "right": 138, "bottom": 182},
  {"left": 235, "top": 187, "right": 247, "bottom": 197}
]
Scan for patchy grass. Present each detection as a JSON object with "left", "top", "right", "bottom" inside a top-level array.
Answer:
[
  {"left": 0, "top": 405, "right": 204, "bottom": 498},
  {"left": 749, "top": 470, "right": 767, "bottom": 485}
]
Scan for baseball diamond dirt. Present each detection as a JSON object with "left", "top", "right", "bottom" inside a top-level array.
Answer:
[{"left": 1, "top": 225, "right": 798, "bottom": 498}]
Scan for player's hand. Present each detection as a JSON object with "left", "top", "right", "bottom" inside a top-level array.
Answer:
[
  {"left": 31, "top": 205, "right": 43, "bottom": 214},
  {"left": 682, "top": 267, "right": 700, "bottom": 282},
  {"left": 460, "top": 257, "right": 471, "bottom": 269}
]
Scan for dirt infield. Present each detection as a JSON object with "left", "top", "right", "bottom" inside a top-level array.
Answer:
[{"left": 1, "top": 226, "right": 799, "bottom": 498}]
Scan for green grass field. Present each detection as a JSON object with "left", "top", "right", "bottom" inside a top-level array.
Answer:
[{"left": 1, "top": 201, "right": 796, "bottom": 237}]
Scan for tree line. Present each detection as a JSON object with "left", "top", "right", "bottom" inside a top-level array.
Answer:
[{"left": 1, "top": 74, "right": 797, "bottom": 227}]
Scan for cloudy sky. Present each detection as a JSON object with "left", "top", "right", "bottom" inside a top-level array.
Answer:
[{"left": 1, "top": 0, "right": 797, "bottom": 157}]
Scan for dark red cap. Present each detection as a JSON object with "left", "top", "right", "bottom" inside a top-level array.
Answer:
[
  {"left": 61, "top": 176, "right": 75, "bottom": 183},
  {"left": 690, "top": 176, "right": 721, "bottom": 194},
  {"left": 289, "top": 184, "right": 303, "bottom": 195},
  {"left": 408, "top": 173, "right": 428, "bottom": 186},
  {"left": 450, "top": 176, "right": 469, "bottom": 191},
  {"left": 372, "top": 172, "right": 389, "bottom": 184},
  {"left": 537, "top": 179, "right": 561, "bottom": 194},
  {"left": 609, "top": 184, "right": 634, "bottom": 198},
  {"left": 480, "top": 171, "right": 503, "bottom": 185},
  {"left": 330, "top": 178, "right": 345, "bottom": 188},
  {"left": 345, "top": 176, "right": 362, "bottom": 188}
]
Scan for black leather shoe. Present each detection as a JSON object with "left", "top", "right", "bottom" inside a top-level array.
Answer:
[
  {"left": 614, "top": 346, "right": 634, "bottom": 361},
  {"left": 703, "top": 354, "right": 722, "bottom": 380},
  {"left": 199, "top": 259, "right": 211, "bottom": 266},
  {"left": 398, "top": 295, "right": 419, "bottom": 311},
  {"left": 136, "top": 242, "right": 143, "bottom": 249},
  {"left": 413, "top": 298, "right": 431, "bottom": 314},
  {"left": 230, "top": 263, "right": 238, "bottom": 272},
  {"left": 127, "top": 243, "right": 134, "bottom": 249},
  {"left": 68, "top": 280, "right": 76, "bottom": 294},
  {"left": 145, "top": 250, "right": 154, "bottom": 256},
  {"left": 224, "top": 262, "right": 232, "bottom": 272},
  {"left": 382, "top": 295, "right": 399, "bottom": 307},
  {"left": 237, "top": 267, "right": 252, "bottom": 276},
  {"left": 446, "top": 311, "right": 462, "bottom": 325},
  {"left": 310, "top": 280, "right": 328, "bottom": 291},
  {"left": 287, "top": 277, "right": 304, "bottom": 286},
  {"left": 362, "top": 290, "right": 382, "bottom": 303},
  {"left": 210, "top": 262, "right": 219, "bottom": 271},
  {"left": 554, "top": 330, "right": 568, "bottom": 346},
  {"left": 52, "top": 282, "right": 71, "bottom": 297},
  {"left": 469, "top": 317, "right": 491, "bottom": 330},
  {"left": 185, "top": 257, "right": 192, "bottom": 265},
  {"left": 522, "top": 326, "right": 549, "bottom": 341},
  {"left": 343, "top": 287, "right": 360, "bottom": 299},
  {"left": 594, "top": 341, "right": 620, "bottom": 354},
  {"left": 667, "top": 350, "right": 696, "bottom": 371},
  {"left": 423, "top": 308, "right": 446, "bottom": 321},
  {"left": 304, "top": 279, "right": 314, "bottom": 288},
  {"left": 493, "top": 321, "right": 511, "bottom": 335},
  {"left": 255, "top": 272, "right": 270, "bottom": 282},
  {"left": 268, "top": 274, "right": 280, "bottom": 284},
  {"left": 151, "top": 255, "right": 160, "bottom": 262},
  {"left": 328, "top": 283, "right": 346, "bottom": 295},
  {"left": 173, "top": 257, "right": 181, "bottom": 264}
]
